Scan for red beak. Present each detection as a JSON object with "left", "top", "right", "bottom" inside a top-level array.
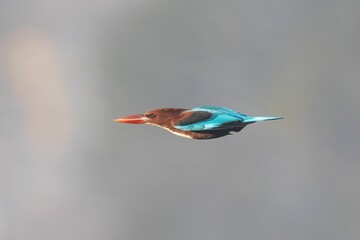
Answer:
[{"left": 114, "top": 114, "right": 148, "bottom": 124}]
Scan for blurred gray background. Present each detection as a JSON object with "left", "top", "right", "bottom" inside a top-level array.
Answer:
[{"left": 1, "top": 0, "right": 360, "bottom": 240}]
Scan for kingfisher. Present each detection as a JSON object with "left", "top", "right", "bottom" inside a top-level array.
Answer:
[{"left": 114, "top": 106, "right": 283, "bottom": 140}]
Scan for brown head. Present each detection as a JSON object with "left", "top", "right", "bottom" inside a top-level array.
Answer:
[{"left": 114, "top": 108, "right": 187, "bottom": 127}]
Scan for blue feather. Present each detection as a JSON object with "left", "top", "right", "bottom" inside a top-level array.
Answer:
[
  {"left": 174, "top": 106, "right": 282, "bottom": 131},
  {"left": 191, "top": 106, "right": 247, "bottom": 117},
  {"left": 242, "top": 116, "right": 283, "bottom": 123}
]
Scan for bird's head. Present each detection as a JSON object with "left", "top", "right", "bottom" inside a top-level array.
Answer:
[{"left": 114, "top": 108, "right": 186, "bottom": 126}]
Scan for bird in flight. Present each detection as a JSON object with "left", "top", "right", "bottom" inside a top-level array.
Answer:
[{"left": 114, "top": 106, "right": 283, "bottom": 140}]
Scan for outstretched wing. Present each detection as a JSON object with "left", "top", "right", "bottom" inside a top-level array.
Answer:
[{"left": 174, "top": 106, "right": 247, "bottom": 131}]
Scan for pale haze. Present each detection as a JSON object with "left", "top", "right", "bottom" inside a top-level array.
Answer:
[{"left": 1, "top": 1, "right": 359, "bottom": 240}]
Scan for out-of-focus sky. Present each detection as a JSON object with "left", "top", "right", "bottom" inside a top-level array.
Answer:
[{"left": 1, "top": 1, "right": 359, "bottom": 240}]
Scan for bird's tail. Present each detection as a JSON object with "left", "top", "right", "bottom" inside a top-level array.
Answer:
[{"left": 243, "top": 116, "right": 283, "bottom": 123}]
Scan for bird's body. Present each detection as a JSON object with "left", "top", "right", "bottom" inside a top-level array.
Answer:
[{"left": 115, "top": 106, "right": 283, "bottom": 140}]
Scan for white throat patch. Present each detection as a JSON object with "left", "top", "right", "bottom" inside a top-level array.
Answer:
[{"left": 146, "top": 123, "right": 193, "bottom": 139}]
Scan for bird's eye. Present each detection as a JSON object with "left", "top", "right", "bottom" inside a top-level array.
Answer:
[{"left": 148, "top": 113, "right": 156, "bottom": 119}]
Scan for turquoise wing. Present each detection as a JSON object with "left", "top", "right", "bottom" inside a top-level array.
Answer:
[
  {"left": 191, "top": 106, "right": 247, "bottom": 117},
  {"left": 174, "top": 106, "right": 247, "bottom": 131}
]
